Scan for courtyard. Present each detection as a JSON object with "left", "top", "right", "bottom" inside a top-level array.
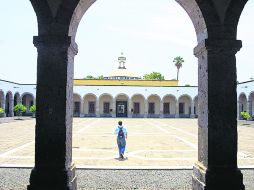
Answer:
[{"left": 0, "top": 118, "right": 254, "bottom": 168}]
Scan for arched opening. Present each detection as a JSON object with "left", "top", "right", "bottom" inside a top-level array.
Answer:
[
  {"left": 178, "top": 95, "right": 191, "bottom": 118},
  {"left": 21, "top": 93, "right": 34, "bottom": 116},
  {"left": 73, "top": 93, "right": 82, "bottom": 117},
  {"left": 0, "top": 90, "right": 4, "bottom": 110},
  {"left": 238, "top": 93, "right": 247, "bottom": 119},
  {"left": 5, "top": 91, "right": 13, "bottom": 117},
  {"left": 83, "top": 93, "right": 97, "bottom": 117},
  {"left": 115, "top": 94, "right": 129, "bottom": 117},
  {"left": 26, "top": 0, "right": 247, "bottom": 189},
  {"left": 162, "top": 94, "right": 177, "bottom": 118},
  {"left": 248, "top": 92, "right": 254, "bottom": 118},
  {"left": 131, "top": 94, "right": 145, "bottom": 118},
  {"left": 147, "top": 94, "right": 160, "bottom": 118},
  {"left": 99, "top": 94, "right": 113, "bottom": 117}
]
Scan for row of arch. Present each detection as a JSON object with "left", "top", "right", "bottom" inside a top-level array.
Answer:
[
  {"left": 0, "top": 90, "right": 35, "bottom": 117},
  {"left": 238, "top": 92, "right": 254, "bottom": 118},
  {"left": 73, "top": 93, "right": 199, "bottom": 118},
  {"left": 2, "top": 88, "right": 254, "bottom": 119}
]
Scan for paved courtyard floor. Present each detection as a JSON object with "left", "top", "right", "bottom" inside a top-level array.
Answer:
[{"left": 0, "top": 117, "right": 254, "bottom": 168}]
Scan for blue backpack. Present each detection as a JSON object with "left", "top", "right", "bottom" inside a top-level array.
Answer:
[{"left": 118, "top": 127, "right": 124, "bottom": 139}]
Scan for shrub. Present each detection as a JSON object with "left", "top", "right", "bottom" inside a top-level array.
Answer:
[
  {"left": 14, "top": 104, "right": 27, "bottom": 117},
  {"left": 0, "top": 107, "right": 4, "bottom": 114},
  {"left": 240, "top": 111, "right": 251, "bottom": 120},
  {"left": 29, "top": 105, "right": 36, "bottom": 113}
]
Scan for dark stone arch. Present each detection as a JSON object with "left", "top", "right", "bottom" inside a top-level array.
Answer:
[{"left": 28, "top": 1, "right": 247, "bottom": 189}]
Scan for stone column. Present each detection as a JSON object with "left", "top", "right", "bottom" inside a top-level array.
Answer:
[
  {"left": 8, "top": 96, "right": 14, "bottom": 117},
  {"left": 247, "top": 100, "right": 252, "bottom": 116},
  {"left": 128, "top": 99, "right": 132, "bottom": 118},
  {"left": 112, "top": 98, "right": 116, "bottom": 117},
  {"left": 175, "top": 101, "right": 179, "bottom": 118},
  {"left": 192, "top": 39, "right": 244, "bottom": 190},
  {"left": 28, "top": 35, "right": 77, "bottom": 190},
  {"left": 190, "top": 100, "right": 195, "bottom": 118},
  {"left": 144, "top": 99, "right": 148, "bottom": 118},
  {"left": 96, "top": 98, "right": 99, "bottom": 117},
  {"left": 160, "top": 100, "right": 163, "bottom": 118}
]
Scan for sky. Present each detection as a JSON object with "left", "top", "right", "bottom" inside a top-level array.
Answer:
[{"left": 0, "top": 0, "right": 253, "bottom": 86}]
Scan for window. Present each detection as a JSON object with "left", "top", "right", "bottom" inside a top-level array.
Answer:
[
  {"left": 179, "top": 102, "right": 184, "bottom": 114},
  {"left": 74, "top": 102, "right": 80, "bottom": 114},
  {"left": 148, "top": 102, "right": 155, "bottom": 114},
  {"left": 133, "top": 102, "right": 140, "bottom": 114},
  {"left": 163, "top": 102, "right": 170, "bottom": 114},
  {"left": 103, "top": 102, "right": 110, "bottom": 113},
  {"left": 88, "top": 101, "right": 95, "bottom": 114}
]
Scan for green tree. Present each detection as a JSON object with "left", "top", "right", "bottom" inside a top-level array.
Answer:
[
  {"left": 97, "top": 75, "right": 104, "bottom": 79},
  {"left": 84, "top": 75, "right": 96, "bottom": 79},
  {"left": 14, "top": 104, "right": 27, "bottom": 119},
  {"left": 30, "top": 105, "right": 36, "bottom": 117},
  {"left": 143, "top": 72, "right": 165, "bottom": 80},
  {"left": 173, "top": 56, "right": 184, "bottom": 81}
]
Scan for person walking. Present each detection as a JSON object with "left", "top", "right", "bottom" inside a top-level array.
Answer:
[{"left": 114, "top": 120, "right": 127, "bottom": 160}]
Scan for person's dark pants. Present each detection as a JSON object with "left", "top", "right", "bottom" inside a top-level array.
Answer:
[{"left": 117, "top": 138, "right": 126, "bottom": 157}]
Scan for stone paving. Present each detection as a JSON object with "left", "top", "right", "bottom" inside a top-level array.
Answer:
[{"left": 0, "top": 117, "right": 254, "bottom": 168}]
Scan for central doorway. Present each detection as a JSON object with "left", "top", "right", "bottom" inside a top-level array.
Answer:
[{"left": 116, "top": 101, "right": 128, "bottom": 117}]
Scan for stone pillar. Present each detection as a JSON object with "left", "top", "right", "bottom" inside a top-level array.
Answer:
[
  {"left": 192, "top": 39, "right": 244, "bottom": 190},
  {"left": 28, "top": 35, "right": 77, "bottom": 190},
  {"left": 128, "top": 99, "right": 132, "bottom": 118},
  {"left": 247, "top": 100, "right": 252, "bottom": 116},
  {"left": 96, "top": 98, "right": 99, "bottom": 117},
  {"left": 144, "top": 99, "right": 148, "bottom": 118},
  {"left": 160, "top": 100, "right": 163, "bottom": 118},
  {"left": 112, "top": 98, "right": 116, "bottom": 117},
  {"left": 7, "top": 95, "right": 14, "bottom": 117},
  {"left": 175, "top": 101, "right": 179, "bottom": 118},
  {"left": 249, "top": 100, "right": 253, "bottom": 117},
  {"left": 190, "top": 100, "right": 195, "bottom": 118}
]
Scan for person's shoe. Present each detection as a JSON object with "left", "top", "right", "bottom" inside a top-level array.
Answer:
[{"left": 120, "top": 154, "right": 124, "bottom": 159}]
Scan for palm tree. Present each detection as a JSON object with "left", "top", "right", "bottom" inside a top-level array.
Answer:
[{"left": 173, "top": 56, "right": 184, "bottom": 81}]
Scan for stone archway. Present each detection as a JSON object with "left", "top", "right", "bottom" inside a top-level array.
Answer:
[
  {"left": 22, "top": 93, "right": 34, "bottom": 116},
  {"left": 239, "top": 93, "right": 247, "bottom": 119},
  {"left": 0, "top": 90, "right": 4, "bottom": 110},
  {"left": 5, "top": 91, "right": 13, "bottom": 117},
  {"left": 73, "top": 93, "right": 81, "bottom": 117},
  {"left": 162, "top": 94, "right": 177, "bottom": 118},
  {"left": 131, "top": 94, "right": 145, "bottom": 118},
  {"left": 28, "top": 1, "right": 247, "bottom": 189},
  {"left": 147, "top": 94, "right": 161, "bottom": 118},
  {"left": 178, "top": 95, "right": 192, "bottom": 118},
  {"left": 99, "top": 94, "right": 113, "bottom": 117},
  {"left": 83, "top": 93, "right": 97, "bottom": 117},
  {"left": 115, "top": 94, "right": 129, "bottom": 117},
  {"left": 248, "top": 92, "right": 254, "bottom": 117}
]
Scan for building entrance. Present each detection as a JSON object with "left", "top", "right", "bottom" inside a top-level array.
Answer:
[{"left": 116, "top": 101, "right": 128, "bottom": 117}]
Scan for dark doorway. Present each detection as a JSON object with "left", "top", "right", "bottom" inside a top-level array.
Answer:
[
  {"left": 133, "top": 102, "right": 140, "bottom": 114},
  {"left": 163, "top": 102, "right": 170, "bottom": 114},
  {"left": 116, "top": 101, "right": 128, "bottom": 117}
]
